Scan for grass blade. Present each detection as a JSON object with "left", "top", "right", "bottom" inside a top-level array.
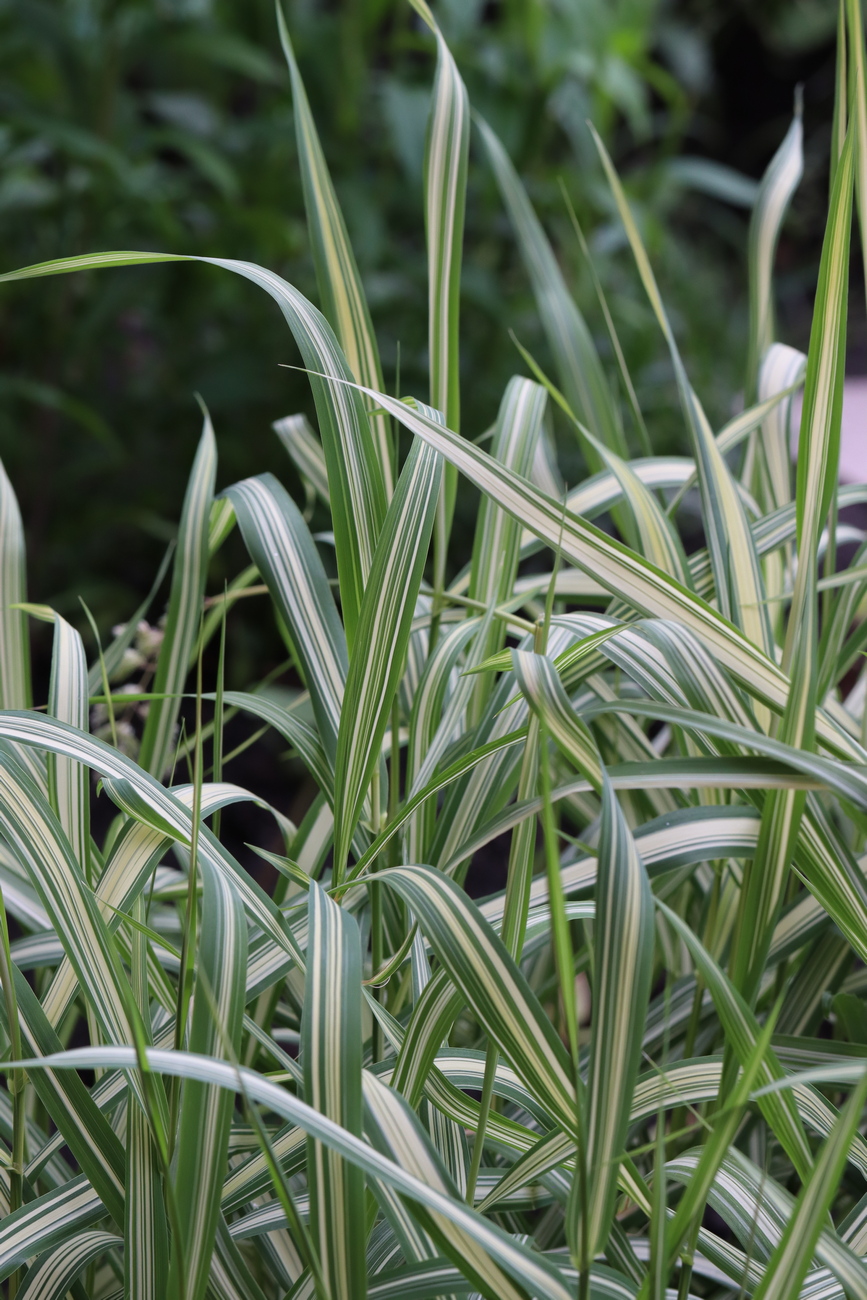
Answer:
[
  {"left": 303, "top": 881, "right": 365, "bottom": 1299},
  {"left": 226, "top": 474, "right": 347, "bottom": 772},
  {"left": 139, "top": 409, "right": 216, "bottom": 779},
  {"left": 745, "top": 103, "right": 804, "bottom": 403},
  {"left": 477, "top": 117, "right": 625, "bottom": 458},
  {"left": 169, "top": 866, "right": 247, "bottom": 1300},
  {"left": 332, "top": 439, "right": 441, "bottom": 880},
  {"left": 277, "top": 7, "right": 392, "bottom": 497},
  {"left": 0, "top": 460, "right": 30, "bottom": 710}
]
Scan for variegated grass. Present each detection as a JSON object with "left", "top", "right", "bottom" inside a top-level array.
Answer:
[{"left": 0, "top": 3, "right": 864, "bottom": 1300}]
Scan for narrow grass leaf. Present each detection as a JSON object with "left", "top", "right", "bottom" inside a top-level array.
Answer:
[
  {"left": 274, "top": 413, "right": 330, "bottom": 505},
  {"left": 732, "top": 126, "right": 854, "bottom": 1003},
  {"left": 169, "top": 865, "right": 247, "bottom": 1300},
  {"left": 333, "top": 439, "right": 441, "bottom": 880},
  {"left": 277, "top": 7, "right": 392, "bottom": 496},
  {"left": 745, "top": 105, "right": 804, "bottom": 402},
  {"left": 584, "top": 773, "right": 654, "bottom": 1259},
  {"left": 225, "top": 474, "right": 347, "bottom": 770},
  {"left": 303, "top": 881, "right": 366, "bottom": 1299},
  {"left": 0, "top": 459, "right": 30, "bottom": 709},
  {"left": 477, "top": 116, "right": 625, "bottom": 457}
]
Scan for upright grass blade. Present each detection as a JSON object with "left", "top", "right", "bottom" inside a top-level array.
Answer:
[
  {"left": 476, "top": 116, "right": 626, "bottom": 458},
  {"left": 410, "top": 0, "right": 469, "bottom": 638},
  {"left": 168, "top": 865, "right": 247, "bottom": 1300},
  {"left": 512, "top": 648, "right": 653, "bottom": 1261},
  {"left": 0, "top": 251, "right": 387, "bottom": 647},
  {"left": 0, "top": 460, "right": 29, "bottom": 710},
  {"left": 332, "top": 439, "right": 442, "bottom": 881},
  {"left": 138, "top": 410, "right": 216, "bottom": 779},
  {"left": 277, "top": 6, "right": 393, "bottom": 498},
  {"left": 19, "top": 607, "right": 90, "bottom": 875},
  {"left": 404, "top": 617, "right": 480, "bottom": 862},
  {"left": 303, "top": 882, "right": 366, "bottom": 1300},
  {"left": 412, "top": 0, "right": 468, "bottom": 436},
  {"left": 226, "top": 474, "right": 347, "bottom": 771},
  {"left": 846, "top": 0, "right": 867, "bottom": 308},
  {"left": 757, "top": 344, "right": 805, "bottom": 517},
  {"left": 579, "top": 774, "right": 653, "bottom": 1261},
  {"left": 731, "top": 124, "right": 854, "bottom": 1006},
  {"left": 468, "top": 377, "right": 547, "bottom": 720},
  {"left": 745, "top": 102, "right": 804, "bottom": 404},
  {"left": 125, "top": 900, "right": 168, "bottom": 1300}
]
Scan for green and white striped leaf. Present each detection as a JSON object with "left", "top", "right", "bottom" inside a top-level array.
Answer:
[
  {"left": 363, "top": 1070, "right": 532, "bottom": 1300},
  {"left": 225, "top": 474, "right": 347, "bottom": 770},
  {"left": 0, "top": 713, "right": 299, "bottom": 973},
  {"left": 2, "top": 966, "right": 126, "bottom": 1225},
  {"left": 169, "top": 864, "right": 247, "bottom": 1300},
  {"left": 412, "top": 0, "right": 468, "bottom": 436},
  {"left": 591, "top": 128, "right": 772, "bottom": 657},
  {"left": 17, "top": 1230, "right": 121, "bottom": 1300},
  {"left": 333, "top": 439, "right": 441, "bottom": 879},
  {"left": 583, "top": 772, "right": 654, "bottom": 1259},
  {"left": 380, "top": 866, "right": 577, "bottom": 1136},
  {"left": 0, "top": 745, "right": 140, "bottom": 1056},
  {"left": 0, "top": 1179, "right": 105, "bottom": 1284},
  {"left": 12, "top": 1046, "right": 573, "bottom": 1300},
  {"left": 41, "top": 780, "right": 263, "bottom": 1028},
  {"left": 303, "top": 881, "right": 366, "bottom": 1299},
  {"left": 277, "top": 8, "right": 392, "bottom": 497},
  {"left": 19, "top": 607, "right": 90, "bottom": 873},
  {"left": 0, "top": 458, "right": 29, "bottom": 710},
  {"left": 138, "top": 409, "right": 216, "bottom": 778},
  {"left": 745, "top": 105, "right": 804, "bottom": 402},
  {"left": 578, "top": 428, "right": 689, "bottom": 584},
  {"left": 657, "top": 901, "right": 813, "bottom": 1178},
  {"left": 757, "top": 344, "right": 805, "bottom": 515},
  {"left": 469, "top": 377, "right": 547, "bottom": 711},
  {"left": 732, "top": 124, "right": 854, "bottom": 1003},
  {"left": 274, "top": 413, "right": 330, "bottom": 504}
]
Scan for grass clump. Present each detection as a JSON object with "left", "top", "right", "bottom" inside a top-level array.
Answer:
[{"left": 0, "top": 3, "right": 866, "bottom": 1299}]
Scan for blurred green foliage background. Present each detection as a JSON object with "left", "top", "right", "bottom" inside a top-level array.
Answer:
[{"left": 0, "top": 0, "right": 848, "bottom": 653}]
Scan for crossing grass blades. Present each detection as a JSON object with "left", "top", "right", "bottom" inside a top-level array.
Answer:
[{"left": 1, "top": 1, "right": 867, "bottom": 1297}]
